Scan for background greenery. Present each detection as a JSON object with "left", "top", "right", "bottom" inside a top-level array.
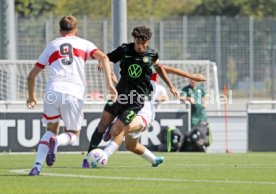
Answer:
[{"left": 15, "top": 0, "right": 276, "bottom": 18}]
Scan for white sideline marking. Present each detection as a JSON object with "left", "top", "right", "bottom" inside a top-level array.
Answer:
[
  {"left": 0, "top": 151, "right": 132, "bottom": 155},
  {"left": 174, "top": 163, "right": 276, "bottom": 167},
  {"left": 10, "top": 169, "right": 276, "bottom": 185}
]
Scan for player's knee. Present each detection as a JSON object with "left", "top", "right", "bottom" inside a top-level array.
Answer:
[
  {"left": 66, "top": 130, "right": 80, "bottom": 137},
  {"left": 47, "top": 128, "right": 58, "bottom": 135},
  {"left": 46, "top": 124, "right": 59, "bottom": 134}
]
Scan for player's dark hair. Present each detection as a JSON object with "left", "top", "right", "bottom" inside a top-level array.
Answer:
[
  {"left": 131, "top": 26, "right": 152, "bottom": 41},
  {"left": 59, "top": 15, "right": 78, "bottom": 31}
]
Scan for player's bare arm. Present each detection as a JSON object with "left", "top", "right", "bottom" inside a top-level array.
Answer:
[
  {"left": 93, "top": 50, "right": 118, "bottom": 102},
  {"left": 97, "top": 63, "right": 118, "bottom": 84},
  {"left": 27, "top": 66, "right": 43, "bottom": 109},
  {"left": 163, "top": 65, "right": 206, "bottom": 82},
  {"left": 154, "top": 63, "right": 178, "bottom": 97},
  {"left": 111, "top": 72, "right": 119, "bottom": 84},
  {"left": 180, "top": 96, "right": 196, "bottom": 104},
  {"left": 203, "top": 96, "right": 209, "bottom": 109}
]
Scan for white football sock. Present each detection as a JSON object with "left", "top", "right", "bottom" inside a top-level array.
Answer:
[
  {"left": 103, "top": 141, "right": 119, "bottom": 158},
  {"left": 33, "top": 131, "right": 55, "bottom": 171},
  {"left": 55, "top": 132, "right": 77, "bottom": 153},
  {"left": 140, "top": 148, "right": 156, "bottom": 164}
]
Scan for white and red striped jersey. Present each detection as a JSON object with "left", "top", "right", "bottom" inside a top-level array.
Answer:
[
  {"left": 150, "top": 62, "right": 159, "bottom": 101},
  {"left": 36, "top": 35, "right": 98, "bottom": 100}
]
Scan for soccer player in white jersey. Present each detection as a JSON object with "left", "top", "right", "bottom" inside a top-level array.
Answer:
[
  {"left": 83, "top": 64, "right": 205, "bottom": 167},
  {"left": 27, "top": 15, "right": 117, "bottom": 176}
]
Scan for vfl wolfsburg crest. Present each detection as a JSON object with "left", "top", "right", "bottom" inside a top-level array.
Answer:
[
  {"left": 143, "top": 56, "right": 149, "bottom": 63},
  {"left": 128, "top": 64, "right": 142, "bottom": 78}
]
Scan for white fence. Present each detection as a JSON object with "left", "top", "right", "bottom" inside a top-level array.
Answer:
[{"left": 0, "top": 60, "right": 219, "bottom": 109}]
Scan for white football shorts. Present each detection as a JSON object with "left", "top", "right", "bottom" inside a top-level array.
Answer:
[
  {"left": 128, "top": 100, "right": 155, "bottom": 139},
  {"left": 42, "top": 91, "right": 84, "bottom": 131}
]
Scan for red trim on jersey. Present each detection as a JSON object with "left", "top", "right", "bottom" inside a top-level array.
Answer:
[
  {"left": 35, "top": 63, "right": 45, "bottom": 69},
  {"left": 39, "top": 141, "right": 49, "bottom": 146},
  {"left": 48, "top": 51, "right": 62, "bottom": 65},
  {"left": 150, "top": 73, "right": 158, "bottom": 82},
  {"left": 43, "top": 114, "right": 61, "bottom": 120},
  {"left": 89, "top": 49, "right": 99, "bottom": 59},
  {"left": 138, "top": 115, "right": 148, "bottom": 128},
  {"left": 48, "top": 48, "right": 88, "bottom": 65},
  {"left": 73, "top": 48, "right": 87, "bottom": 61}
]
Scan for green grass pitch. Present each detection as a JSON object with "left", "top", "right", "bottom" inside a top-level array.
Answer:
[{"left": 0, "top": 152, "right": 276, "bottom": 194}]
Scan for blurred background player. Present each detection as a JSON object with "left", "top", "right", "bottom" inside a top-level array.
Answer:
[
  {"left": 83, "top": 26, "right": 178, "bottom": 167},
  {"left": 27, "top": 15, "right": 117, "bottom": 176},
  {"left": 154, "top": 78, "right": 169, "bottom": 109},
  {"left": 179, "top": 79, "right": 211, "bottom": 151},
  {"left": 82, "top": 64, "right": 206, "bottom": 167},
  {"left": 155, "top": 82, "right": 169, "bottom": 102},
  {"left": 180, "top": 79, "right": 208, "bottom": 129}
]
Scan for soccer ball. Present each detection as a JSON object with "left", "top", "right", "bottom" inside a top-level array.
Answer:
[{"left": 87, "top": 148, "right": 108, "bottom": 168}]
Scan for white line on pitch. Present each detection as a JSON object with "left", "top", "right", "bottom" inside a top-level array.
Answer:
[
  {"left": 173, "top": 163, "right": 276, "bottom": 167},
  {"left": 10, "top": 169, "right": 276, "bottom": 185}
]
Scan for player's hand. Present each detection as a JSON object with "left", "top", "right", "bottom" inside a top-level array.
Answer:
[
  {"left": 179, "top": 97, "right": 185, "bottom": 102},
  {"left": 108, "top": 85, "right": 118, "bottom": 102},
  {"left": 26, "top": 97, "right": 37, "bottom": 109},
  {"left": 189, "top": 97, "right": 196, "bottom": 104},
  {"left": 169, "top": 87, "right": 178, "bottom": 98},
  {"left": 97, "top": 62, "right": 103, "bottom": 72},
  {"left": 192, "top": 74, "right": 206, "bottom": 82}
]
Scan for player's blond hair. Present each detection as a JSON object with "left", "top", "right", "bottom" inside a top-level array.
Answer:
[{"left": 59, "top": 15, "right": 78, "bottom": 32}]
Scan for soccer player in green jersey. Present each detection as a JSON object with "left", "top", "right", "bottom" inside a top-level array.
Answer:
[
  {"left": 180, "top": 79, "right": 208, "bottom": 128},
  {"left": 83, "top": 26, "right": 178, "bottom": 167}
]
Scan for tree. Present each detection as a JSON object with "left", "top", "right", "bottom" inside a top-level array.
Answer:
[
  {"left": 241, "top": 0, "right": 276, "bottom": 17},
  {"left": 54, "top": 0, "right": 197, "bottom": 19},
  {"left": 127, "top": 0, "right": 200, "bottom": 19},
  {"left": 15, "top": 0, "right": 276, "bottom": 18},
  {"left": 52, "top": 0, "right": 111, "bottom": 19},
  {"left": 191, "top": 0, "right": 276, "bottom": 16},
  {"left": 15, "top": 0, "right": 56, "bottom": 17}
]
